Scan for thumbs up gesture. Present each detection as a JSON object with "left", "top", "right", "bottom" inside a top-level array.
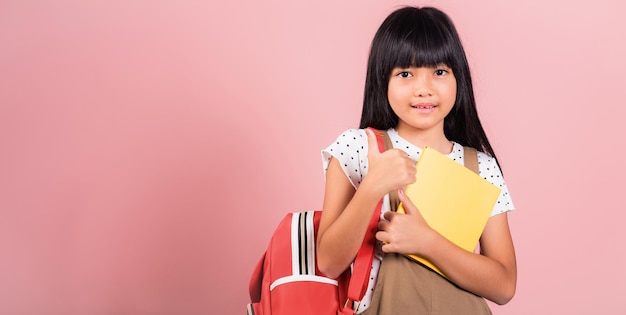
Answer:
[{"left": 363, "top": 128, "right": 417, "bottom": 198}]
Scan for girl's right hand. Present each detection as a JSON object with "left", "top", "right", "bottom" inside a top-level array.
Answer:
[{"left": 363, "top": 128, "right": 416, "bottom": 197}]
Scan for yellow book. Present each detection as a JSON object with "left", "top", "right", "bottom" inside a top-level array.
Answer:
[{"left": 396, "top": 146, "right": 501, "bottom": 278}]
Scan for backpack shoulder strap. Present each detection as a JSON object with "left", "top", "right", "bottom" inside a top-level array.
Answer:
[
  {"left": 463, "top": 146, "right": 479, "bottom": 175},
  {"left": 344, "top": 128, "right": 391, "bottom": 312}
]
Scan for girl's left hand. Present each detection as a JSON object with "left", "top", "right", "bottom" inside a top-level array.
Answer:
[{"left": 376, "top": 189, "right": 435, "bottom": 255}]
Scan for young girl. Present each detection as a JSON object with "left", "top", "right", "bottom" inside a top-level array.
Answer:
[{"left": 316, "top": 6, "right": 516, "bottom": 314}]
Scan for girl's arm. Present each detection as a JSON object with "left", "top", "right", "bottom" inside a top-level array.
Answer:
[
  {"left": 378, "top": 191, "right": 517, "bottom": 304},
  {"left": 315, "top": 157, "right": 381, "bottom": 279},
  {"left": 317, "top": 129, "right": 416, "bottom": 279}
]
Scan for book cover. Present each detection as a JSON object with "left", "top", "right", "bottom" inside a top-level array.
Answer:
[{"left": 396, "top": 146, "right": 501, "bottom": 277}]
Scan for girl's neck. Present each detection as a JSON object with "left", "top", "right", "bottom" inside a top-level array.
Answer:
[{"left": 395, "top": 124, "right": 453, "bottom": 154}]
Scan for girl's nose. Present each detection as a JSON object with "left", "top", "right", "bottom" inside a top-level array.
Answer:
[
  {"left": 414, "top": 84, "right": 433, "bottom": 97},
  {"left": 413, "top": 76, "right": 433, "bottom": 97}
]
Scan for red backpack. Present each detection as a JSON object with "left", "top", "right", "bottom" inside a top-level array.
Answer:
[{"left": 247, "top": 129, "right": 389, "bottom": 315}]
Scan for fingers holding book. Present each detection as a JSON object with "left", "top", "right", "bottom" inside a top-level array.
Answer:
[{"left": 376, "top": 189, "right": 434, "bottom": 255}]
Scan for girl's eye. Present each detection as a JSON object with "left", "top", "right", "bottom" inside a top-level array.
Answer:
[
  {"left": 434, "top": 69, "right": 449, "bottom": 76},
  {"left": 397, "top": 71, "right": 412, "bottom": 78}
]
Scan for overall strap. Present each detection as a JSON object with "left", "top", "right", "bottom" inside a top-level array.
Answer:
[{"left": 463, "top": 146, "right": 479, "bottom": 175}]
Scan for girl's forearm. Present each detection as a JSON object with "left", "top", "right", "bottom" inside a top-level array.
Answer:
[
  {"left": 422, "top": 231, "right": 516, "bottom": 305},
  {"left": 317, "top": 179, "right": 384, "bottom": 279}
]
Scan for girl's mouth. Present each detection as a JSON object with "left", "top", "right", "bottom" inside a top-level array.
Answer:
[{"left": 411, "top": 104, "right": 437, "bottom": 113}]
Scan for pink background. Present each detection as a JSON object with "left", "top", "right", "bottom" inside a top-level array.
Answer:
[{"left": 1, "top": 0, "right": 625, "bottom": 314}]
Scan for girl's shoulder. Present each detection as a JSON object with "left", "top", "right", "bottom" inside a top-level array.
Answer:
[
  {"left": 472, "top": 148, "right": 514, "bottom": 213},
  {"left": 333, "top": 128, "right": 367, "bottom": 139},
  {"left": 473, "top": 149, "right": 501, "bottom": 173},
  {"left": 322, "top": 129, "right": 370, "bottom": 187},
  {"left": 323, "top": 128, "right": 368, "bottom": 154},
  {"left": 326, "top": 129, "right": 369, "bottom": 149},
  {"left": 476, "top": 150, "right": 496, "bottom": 165},
  {"left": 474, "top": 149, "right": 506, "bottom": 187}
]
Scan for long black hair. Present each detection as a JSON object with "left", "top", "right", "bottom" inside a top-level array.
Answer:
[{"left": 359, "top": 6, "right": 498, "bottom": 161}]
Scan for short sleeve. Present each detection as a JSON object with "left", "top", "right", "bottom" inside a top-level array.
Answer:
[
  {"left": 477, "top": 152, "right": 515, "bottom": 216},
  {"left": 321, "top": 129, "right": 369, "bottom": 189}
]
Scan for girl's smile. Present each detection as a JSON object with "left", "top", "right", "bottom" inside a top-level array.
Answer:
[{"left": 411, "top": 103, "right": 438, "bottom": 114}]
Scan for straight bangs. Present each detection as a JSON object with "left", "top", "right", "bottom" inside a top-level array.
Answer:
[
  {"left": 383, "top": 13, "right": 458, "bottom": 73},
  {"left": 398, "top": 34, "right": 455, "bottom": 70}
]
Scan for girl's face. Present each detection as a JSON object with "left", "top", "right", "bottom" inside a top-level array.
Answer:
[{"left": 387, "top": 65, "right": 457, "bottom": 136}]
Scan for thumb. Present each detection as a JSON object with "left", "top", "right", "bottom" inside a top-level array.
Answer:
[
  {"left": 397, "top": 188, "right": 417, "bottom": 215},
  {"left": 365, "top": 128, "right": 382, "bottom": 156}
]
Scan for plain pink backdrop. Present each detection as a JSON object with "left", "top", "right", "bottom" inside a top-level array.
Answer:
[{"left": 1, "top": 0, "right": 625, "bottom": 314}]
